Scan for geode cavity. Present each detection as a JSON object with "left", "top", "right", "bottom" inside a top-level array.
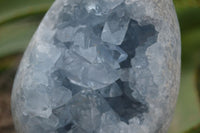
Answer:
[{"left": 11, "top": 0, "right": 181, "bottom": 133}]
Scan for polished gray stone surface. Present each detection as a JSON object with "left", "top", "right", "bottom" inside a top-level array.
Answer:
[{"left": 11, "top": 0, "right": 181, "bottom": 133}]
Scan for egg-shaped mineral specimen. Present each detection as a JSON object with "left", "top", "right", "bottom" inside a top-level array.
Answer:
[{"left": 11, "top": 0, "right": 181, "bottom": 133}]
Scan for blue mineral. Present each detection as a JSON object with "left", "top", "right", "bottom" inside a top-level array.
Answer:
[{"left": 11, "top": 0, "right": 181, "bottom": 133}]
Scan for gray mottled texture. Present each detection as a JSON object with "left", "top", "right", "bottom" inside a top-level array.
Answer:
[{"left": 11, "top": 0, "right": 181, "bottom": 133}]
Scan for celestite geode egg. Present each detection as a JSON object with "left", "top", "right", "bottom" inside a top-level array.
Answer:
[{"left": 11, "top": 0, "right": 181, "bottom": 133}]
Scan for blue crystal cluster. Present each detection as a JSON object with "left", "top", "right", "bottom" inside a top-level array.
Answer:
[{"left": 11, "top": 0, "right": 181, "bottom": 133}]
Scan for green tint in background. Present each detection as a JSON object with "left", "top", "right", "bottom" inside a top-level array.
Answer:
[{"left": 0, "top": 0, "right": 200, "bottom": 133}]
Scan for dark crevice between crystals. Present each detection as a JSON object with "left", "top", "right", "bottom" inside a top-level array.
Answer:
[
  {"left": 53, "top": 37, "right": 73, "bottom": 49},
  {"left": 56, "top": 123, "right": 74, "bottom": 133},
  {"left": 92, "top": 23, "right": 104, "bottom": 37},
  {"left": 65, "top": 123, "right": 74, "bottom": 131},
  {"left": 119, "top": 19, "right": 158, "bottom": 68},
  {"left": 104, "top": 80, "right": 148, "bottom": 124}
]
